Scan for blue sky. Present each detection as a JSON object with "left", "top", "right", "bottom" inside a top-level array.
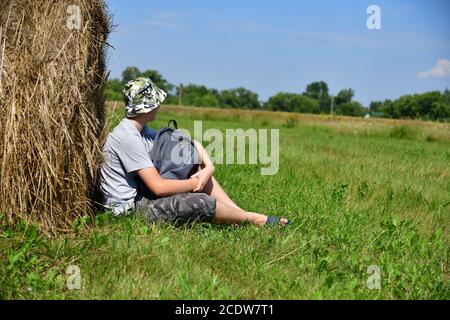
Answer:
[{"left": 105, "top": 0, "right": 450, "bottom": 106}]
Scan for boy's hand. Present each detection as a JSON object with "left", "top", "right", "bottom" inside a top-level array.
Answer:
[
  {"left": 189, "top": 176, "right": 200, "bottom": 191},
  {"left": 191, "top": 165, "right": 215, "bottom": 192}
]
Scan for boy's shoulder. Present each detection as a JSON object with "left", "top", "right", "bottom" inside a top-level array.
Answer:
[
  {"left": 104, "top": 119, "right": 138, "bottom": 150},
  {"left": 115, "top": 118, "right": 137, "bottom": 133},
  {"left": 112, "top": 118, "right": 139, "bottom": 139},
  {"left": 105, "top": 119, "right": 157, "bottom": 152}
]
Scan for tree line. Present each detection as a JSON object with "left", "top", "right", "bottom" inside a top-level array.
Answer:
[{"left": 105, "top": 66, "right": 450, "bottom": 121}]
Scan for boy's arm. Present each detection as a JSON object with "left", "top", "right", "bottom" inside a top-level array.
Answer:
[
  {"left": 137, "top": 167, "right": 198, "bottom": 197},
  {"left": 137, "top": 140, "right": 213, "bottom": 196},
  {"left": 193, "top": 140, "right": 214, "bottom": 170},
  {"left": 191, "top": 140, "right": 215, "bottom": 192}
]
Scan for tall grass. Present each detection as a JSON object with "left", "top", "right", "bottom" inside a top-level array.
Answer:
[{"left": 1, "top": 107, "right": 448, "bottom": 299}]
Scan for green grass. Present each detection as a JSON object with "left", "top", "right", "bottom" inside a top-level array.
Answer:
[{"left": 1, "top": 106, "right": 449, "bottom": 299}]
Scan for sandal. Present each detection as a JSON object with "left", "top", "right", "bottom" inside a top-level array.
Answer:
[{"left": 265, "top": 216, "right": 292, "bottom": 227}]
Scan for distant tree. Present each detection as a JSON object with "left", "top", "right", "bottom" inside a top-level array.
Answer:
[
  {"left": 105, "top": 78, "right": 124, "bottom": 101},
  {"left": 199, "top": 93, "right": 220, "bottom": 108},
  {"left": 303, "top": 81, "right": 330, "bottom": 113},
  {"left": 430, "top": 88, "right": 450, "bottom": 121},
  {"left": 405, "top": 92, "right": 437, "bottom": 119},
  {"left": 378, "top": 90, "right": 449, "bottom": 121},
  {"left": 335, "top": 101, "right": 366, "bottom": 117},
  {"left": 415, "top": 91, "right": 441, "bottom": 118},
  {"left": 139, "top": 69, "right": 174, "bottom": 94},
  {"left": 336, "top": 88, "right": 355, "bottom": 105},
  {"left": 105, "top": 68, "right": 448, "bottom": 121},
  {"left": 121, "top": 66, "right": 141, "bottom": 84},
  {"left": 304, "top": 81, "right": 329, "bottom": 100},
  {"left": 220, "top": 87, "right": 260, "bottom": 109},
  {"left": 369, "top": 101, "right": 383, "bottom": 113},
  {"left": 442, "top": 88, "right": 450, "bottom": 104},
  {"left": 176, "top": 84, "right": 221, "bottom": 107},
  {"left": 380, "top": 99, "right": 396, "bottom": 119},
  {"left": 430, "top": 101, "right": 450, "bottom": 121},
  {"left": 266, "top": 92, "right": 320, "bottom": 113}
]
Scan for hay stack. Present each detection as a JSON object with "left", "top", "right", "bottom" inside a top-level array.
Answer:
[{"left": 0, "top": 0, "right": 110, "bottom": 234}]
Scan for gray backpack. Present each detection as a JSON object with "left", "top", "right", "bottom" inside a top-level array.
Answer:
[{"left": 150, "top": 120, "right": 200, "bottom": 180}]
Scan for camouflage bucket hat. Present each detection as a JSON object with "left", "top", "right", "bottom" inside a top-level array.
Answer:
[{"left": 122, "top": 77, "right": 167, "bottom": 118}]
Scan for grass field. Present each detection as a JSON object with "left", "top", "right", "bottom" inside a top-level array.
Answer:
[{"left": 1, "top": 105, "right": 449, "bottom": 299}]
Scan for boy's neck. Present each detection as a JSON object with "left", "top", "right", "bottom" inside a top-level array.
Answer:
[{"left": 127, "top": 117, "right": 147, "bottom": 132}]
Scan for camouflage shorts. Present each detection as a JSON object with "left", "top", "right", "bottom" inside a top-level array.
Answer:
[{"left": 134, "top": 193, "right": 216, "bottom": 225}]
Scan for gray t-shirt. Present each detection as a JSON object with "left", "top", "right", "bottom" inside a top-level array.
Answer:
[{"left": 100, "top": 118, "right": 157, "bottom": 216}]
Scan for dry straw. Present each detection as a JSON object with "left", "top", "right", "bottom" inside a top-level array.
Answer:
[{"left": 0, "top": 0, "right": 111, "bottom": 235}]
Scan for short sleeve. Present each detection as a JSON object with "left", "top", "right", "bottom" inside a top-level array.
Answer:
[{"left": 117, "top": 135, "right": 154, "bottom": 173}]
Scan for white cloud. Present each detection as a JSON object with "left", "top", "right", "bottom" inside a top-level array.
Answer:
[
  {"left": 418, "top": 59, "right": 450, "bottom": 79},
  {"left": 142, "top": 20, "right": 182, "bottom": 30}
]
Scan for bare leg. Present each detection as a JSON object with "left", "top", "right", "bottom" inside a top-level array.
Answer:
[
  {"left": 203, "top": 176, "right": 242, "bottom": 211},
  {"left": 204, "top": 176, "right": 289, "bottom": 226},
  {"left": 214, "top": 201, "right": 267, "bottom": 226}
]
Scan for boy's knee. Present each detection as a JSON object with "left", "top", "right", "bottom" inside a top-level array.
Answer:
[{"left": 181, "top": 193, "right": 216, "bottom": 222}]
